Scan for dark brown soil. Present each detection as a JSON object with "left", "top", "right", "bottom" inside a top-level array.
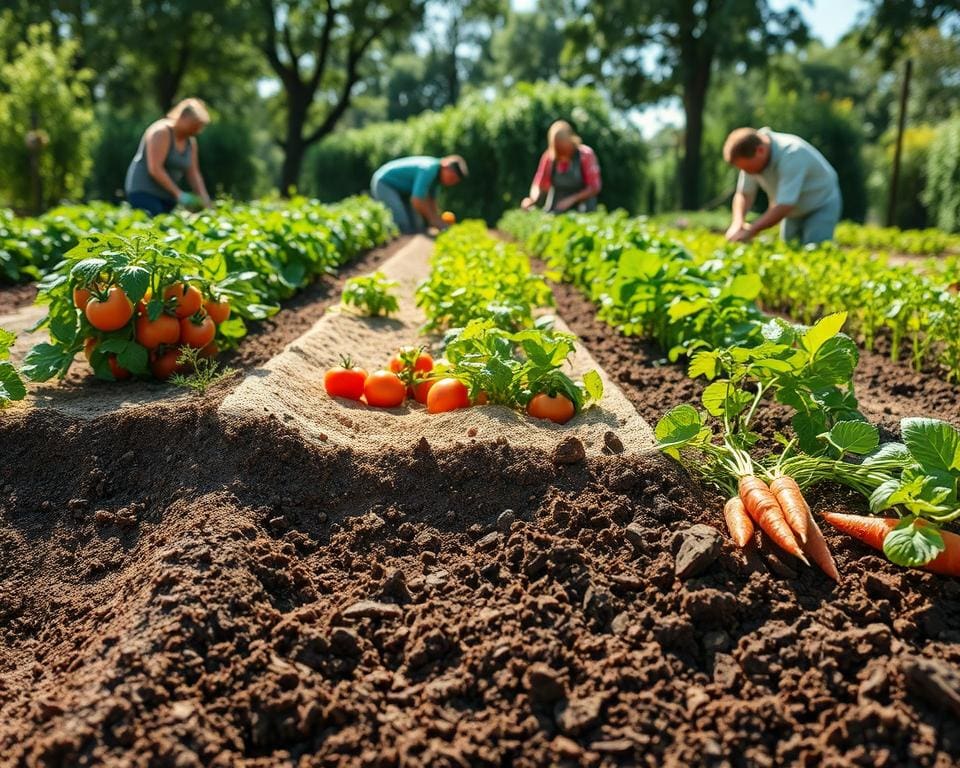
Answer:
[
  {"left": 0, "top": 283, "right": 38, "bottom": 315},
  {"left": 2, "top": 240, "right": 960, "bottom": 767}
]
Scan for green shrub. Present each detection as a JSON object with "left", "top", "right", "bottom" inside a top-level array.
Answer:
[
  {"left": 925, "top": 115, "right": 960, "bottom": 233},
  {"left": 307, "top": 82, "right": 647, "bottom": 223}
]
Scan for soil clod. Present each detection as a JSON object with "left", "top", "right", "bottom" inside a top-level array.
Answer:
[{"left": 672, "top": 524, "right": 723, "bottom": 578}]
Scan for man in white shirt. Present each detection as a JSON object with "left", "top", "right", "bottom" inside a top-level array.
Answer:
[{"left": 723, "top": 126, "right": 842, "bottom": 245}]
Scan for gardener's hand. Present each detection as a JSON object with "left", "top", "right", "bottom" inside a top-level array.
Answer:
[
  {"left": 554, "top": 196, "right": 578, "bottom": 212},
  {"left": 726, "top": 227, "right": 752, "bottom": 243},
  {"left": 521, "top": 196, "right": 536, "bottom": 210}
]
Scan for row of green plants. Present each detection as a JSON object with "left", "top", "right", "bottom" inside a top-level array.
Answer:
[
  {"left": 19, "top": 196, "right": 395, "bottom": 384},
  {"left": 500, "top": 208, "right": 960, "bottom": 575},
  {"left": 663, "top": 227, "right": 960, "bottom": 382},
  {"left": 833, "top": 222, "right": 960, "bottom": 256}
]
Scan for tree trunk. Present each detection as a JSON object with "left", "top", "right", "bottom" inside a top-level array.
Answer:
[
  {"left": 680, "top": 75, "right": 708, "bottom": 210},
  {"left": 447, "top": 15, "right": 460, "bottom": 105},
  {"left": 280, "top": 96, "right": 309, "bottom": 195}
]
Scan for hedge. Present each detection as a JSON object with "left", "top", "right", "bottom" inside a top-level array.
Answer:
[{"left": 306, "top": 82, "right": 647, "bottom": 224}]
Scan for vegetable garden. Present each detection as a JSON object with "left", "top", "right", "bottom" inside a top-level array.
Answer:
[{"left": 2, "top": 200, "right": 960, "bottom": 767}]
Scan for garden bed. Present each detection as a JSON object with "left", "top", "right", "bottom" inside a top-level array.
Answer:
[{"left": 1, "top": 234, "right": 960, "bottom": 767}]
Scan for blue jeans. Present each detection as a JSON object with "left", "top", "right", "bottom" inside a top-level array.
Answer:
[
  {"left": 127, "top": 191, "right": 175, "bottom": 217},
  {"left": 781, "top": 192, "right": 842, "bottom": 245},
  {"left": 370, "top": 178, "right": 424, "bottom": 234}
]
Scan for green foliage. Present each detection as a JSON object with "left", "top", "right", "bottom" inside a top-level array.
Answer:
[
  {"left": 308, "top": 83, "right": 647, "bottom": 223},
  {"left": 0, "top": 23, "right": 98, "bottom": 212},
  {"left": 341, "top": 272, "right": 400, "bottom": 317},
  {"left": 0, "top": 328, "right": 27, "bottom": 406},
  {"left": 925, "top": 115, "right": 960, "bottom": 234},
  {"left": 170, "top": 346, "right": 238, "bottom": 395}
]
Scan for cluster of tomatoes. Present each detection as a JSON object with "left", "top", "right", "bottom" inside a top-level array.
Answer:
[
  {"left": 324, "top": 347, "right": 471, "bottom": 414},
  {"left": 74, "top": 281, "right": 229, "bottom": 379},
  {"left": 323, "top": 345, "right": 578, "bottom": 424}
]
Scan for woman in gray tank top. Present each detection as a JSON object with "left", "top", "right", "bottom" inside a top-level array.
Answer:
[
  {"left": 124, "top": 98, "right": 212, "bottom": 216},
  {"left": 521, "top": 120, "right": 602, "bottom": 214}
]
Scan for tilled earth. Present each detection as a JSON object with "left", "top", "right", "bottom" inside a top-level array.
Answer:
[{"left": 2, "top": 245, "right": 960, "bottom": 767}]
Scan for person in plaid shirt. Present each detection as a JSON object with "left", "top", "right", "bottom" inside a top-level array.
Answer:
[{"left": 521, "top": 120, "right": 602, "bottom": 213}]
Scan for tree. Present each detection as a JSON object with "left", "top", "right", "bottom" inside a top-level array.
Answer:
[
  {"left": 564, "top": 0, "right": 808, "bottom": 209},
  {"left": 0, "top": 23, "right": 97, "bottom": 212},
  {"left": 259, "top": 0, "right": 426, "bottom": 193},
  {"left": 487, "top": 0, "right": 569, "bottom": 87},
  {"left": 859, "top": 0, "right": 960, "bottom": 64}
]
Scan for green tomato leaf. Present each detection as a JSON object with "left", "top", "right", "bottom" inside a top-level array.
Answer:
[
  {"left": 725, "top": 273, "right": 762, "bottom": 300},
  {"left": 655, "top": 404, "right": 704, "bottom": 452},
  {"left": 801, "top": 311, "right": 847, "bottom": 356},
  {"left": 883, "top": 517, "right": 945, "bottom": 567},
  {"left": 582, "top": 369, "right": 603, "bottom": 404},
  {"left": 116, "top": 266, "right": 151, "bottom": 303},
  {"left": 701, "top": 380, "right": 751, "bottom": 418},
  {"left": 863, "top": 442, "right": 912, "bottom": 468},
  {"left": 827, "top": 420, "right": 880, "bottom": 456},
  {"left": 901, "top": 417, "right": 960, "bottom": 476},
  {"left": 22, "top": 343, "right": 75, "bottom": 382},
  {"left": 0, "top": 362, "right": 27, "bottom": 402},
  {"left": 688, "top": 350, "right": 719, "bottom": 380}
]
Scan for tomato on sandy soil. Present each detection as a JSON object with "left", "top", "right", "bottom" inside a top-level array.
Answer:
[
  {"left": 325, "top": 361, "right": 367, "bottom": 400},
  {"left": 204, "top": 299, "right": 230, "bottom": 324},
  {"left": 135, "top": 312, "right": 180, "bottom": 349},
  {"left": 388, "top": 347, "right": 433, "bottom": 376},
  {"left": 164, "top": 283, "right": 203, "bottom": 318},
  {"left": 73, "top": 286, "right": 91, "bottom": 310},
  {"left": 85, "top": 286, "right": 134, "bottom": 331},
  {"left": 411, "top": 378, "right": 435, "bottom": 404},
  {"left": 527, "top": 393, "right": 575, "bottom": 424},
  {"left": 426, "top": 378, "right": 470, "bottom": 414},
  {"left": 150, "top": 348, "right": 185, "bottom": 380},
  {"left": 179, "top": 313, "right": 216, "bottom": 348},
  {"left": 363, "top": 370, "right": 406, "bottom": 407}
]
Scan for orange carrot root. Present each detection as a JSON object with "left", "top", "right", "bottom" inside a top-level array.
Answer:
[
  {"left": 724, "top": 496, "right": 755, "bottom": 548},
  {"left": 822, "top": 512, "right": 960, "bottom": 577},
  {"left": 739, "top": 475, "right": 809, "bottom": 565},
  {"left": 802, "top": 509, "right": 840, "bottom": 582},
  {"left": 770, "top": 476, "right": 810, "bottom": 544}
]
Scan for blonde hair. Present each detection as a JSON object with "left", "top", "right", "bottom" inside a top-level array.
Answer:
[
  {"left": 547, "top": 120, "right": 581, "bottom": 160},
  {"left": 723, "top": 127, "right": 763, "bottom": 163},
  {"left": 167, "top": 98, "right": 211, "bottom": 125}
]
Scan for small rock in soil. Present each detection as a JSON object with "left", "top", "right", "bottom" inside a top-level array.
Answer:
[
  {"left": 476, "top": 532, "right": 500, "bottom": 551},
  {"left": 497, "top": 509, "right": 516, "bottom": 531},
  {"left": 381, "top": 569, "right": 411, "bottom": 603},
  {"left": 672, "top": 525, "right": 722, "bottom": 579},
  {"left": 341, "top": 600, "right": 403, "bottom": 622},
  {"left": 552, "top": 436, "right": 586, "bottom": 465},
  {"left": 524, "top": 663, "right": 566, "bottom": 704},
  {"left": 903, "top": 656, "right": 960, "bottom": 720},
  {"left": 591, "top": 739, "right": 633, "bottom": 754},
  {"left": 330, "top": 627, "right": 361, "bottom": 657},
  {"left": 624, "top": 522, "right": 646, "bottom": 555},
  {"left": 603, "top": 431, "right": 625, "bottom": 454},
  {"left": 555, "top": 695, "right": 603, "bottom": 735},
  {"left": 552, "top": 736, "right": 582, "bottom": 759}
]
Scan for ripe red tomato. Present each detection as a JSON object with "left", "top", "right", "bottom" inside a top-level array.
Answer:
[
  {"left": 204, "top": 299, "right": 230, "bottom": 324},
  {"left": 164, "top": 282, "right": 203, "bottom": 318},
  {"left": 325, "top": 362, "right": 367, "bottom": 400},
  {"left": 389, "top": 347, "right": 433, "bottom": 376},
  {"left": 108, "top": 356, "right": 132, "bottom": 381},
  {"left": 474, "top": 390, "right": 489, "bottom": 405},
  {"left": 527, "top": 393, "right": 575, "bottom": 424},
  {"left": 85, "top": 286, "right": 134, "bottom": 331},
  {"left": 73, "top": 286, "right": 91, "bottom": 310},
  {"left": 135, "top": 312, "right": 180, "bottom": 349},
  {"left": 411, "top": 379, "right": 435, "bottom": 404},
  {"left": 179, "top": 313, "right": 216, "bottom": 348},
  {"left": 363, "top": 370, "right": 406, "bottom": 407},
  {"left": 150, "top": 348, "right": 184, "bottom": 380},
  {"left": 427, "top": 378, "right": 470, "bottom": 414}
]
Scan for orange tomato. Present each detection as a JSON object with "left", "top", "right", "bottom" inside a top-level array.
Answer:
[
  {"left": 527, "top": 393, "right": 575, "bottom": 424},
  {"left": 164, "top": 283, "right": 203, "bottom": 318},
  {"left": 363, "top": 370, "right": 406, "bottom": 407},
  {"left": 73, "top": 286, "right": 91, "bottom": 310},
  {"left": 204, "top": 299, "right": 231, "bottom": 324},
  {"left": 199, "top": 341, "right": 219, "bottom": 359},
  {"left": 108, "top": 356, "right": 132, "bottom": 381},
  {"left": 411, "top": 379, "right": 435, "bottom": 404},
  {"left": 441, "top": 211, "right": 456, "bottom": 224},
  {"left": 426, "top": 378, "right": 470, "bottom": 414},
  {"left": 179, "top": 314, "right": 216, "bottom": 348},
  {"left": 388, "top": 347, "right": 434, "bottom": 376},
  {"left": 474, "top": 390, "right": 489, "bottom": 405},
  {"left": 325, "top": 363, "right": 368, "bottom": 400},
  {"left": 135, "top": 312, "right": 180, "bottom": 349},
  {"left": 85, "top": 286, "right": 134, "bottom": 331}
]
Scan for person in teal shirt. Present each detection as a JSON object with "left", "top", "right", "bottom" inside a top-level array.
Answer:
[{"left": 370, "top": 155, "right": 468, "bottom": 233}]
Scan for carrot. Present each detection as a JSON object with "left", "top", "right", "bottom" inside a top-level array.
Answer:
[
  {"left": 801, "top": 508, "right": 839, "bottom": 582},
  {"left": 739, "top": 475, "right": 809, "bottom": 564},
  {"left": 723, "top": 496, "right": 755, "bottom": 548},
  {"left": 770, "top": 476, "right": 810, "bottom": 544},
  {"left": 822, "top": 512, "right": 960, "bottom": 577}
]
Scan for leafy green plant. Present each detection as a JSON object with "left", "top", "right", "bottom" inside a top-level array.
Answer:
[
  {"left": 341, "top": 271, "right": 400, "bottom": 316},
  {"left": 170, "top": 346, "right": 238, "bottom": 395},
  {"left": 0, "top": 329, "right": 27, "bottom": 406}
]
